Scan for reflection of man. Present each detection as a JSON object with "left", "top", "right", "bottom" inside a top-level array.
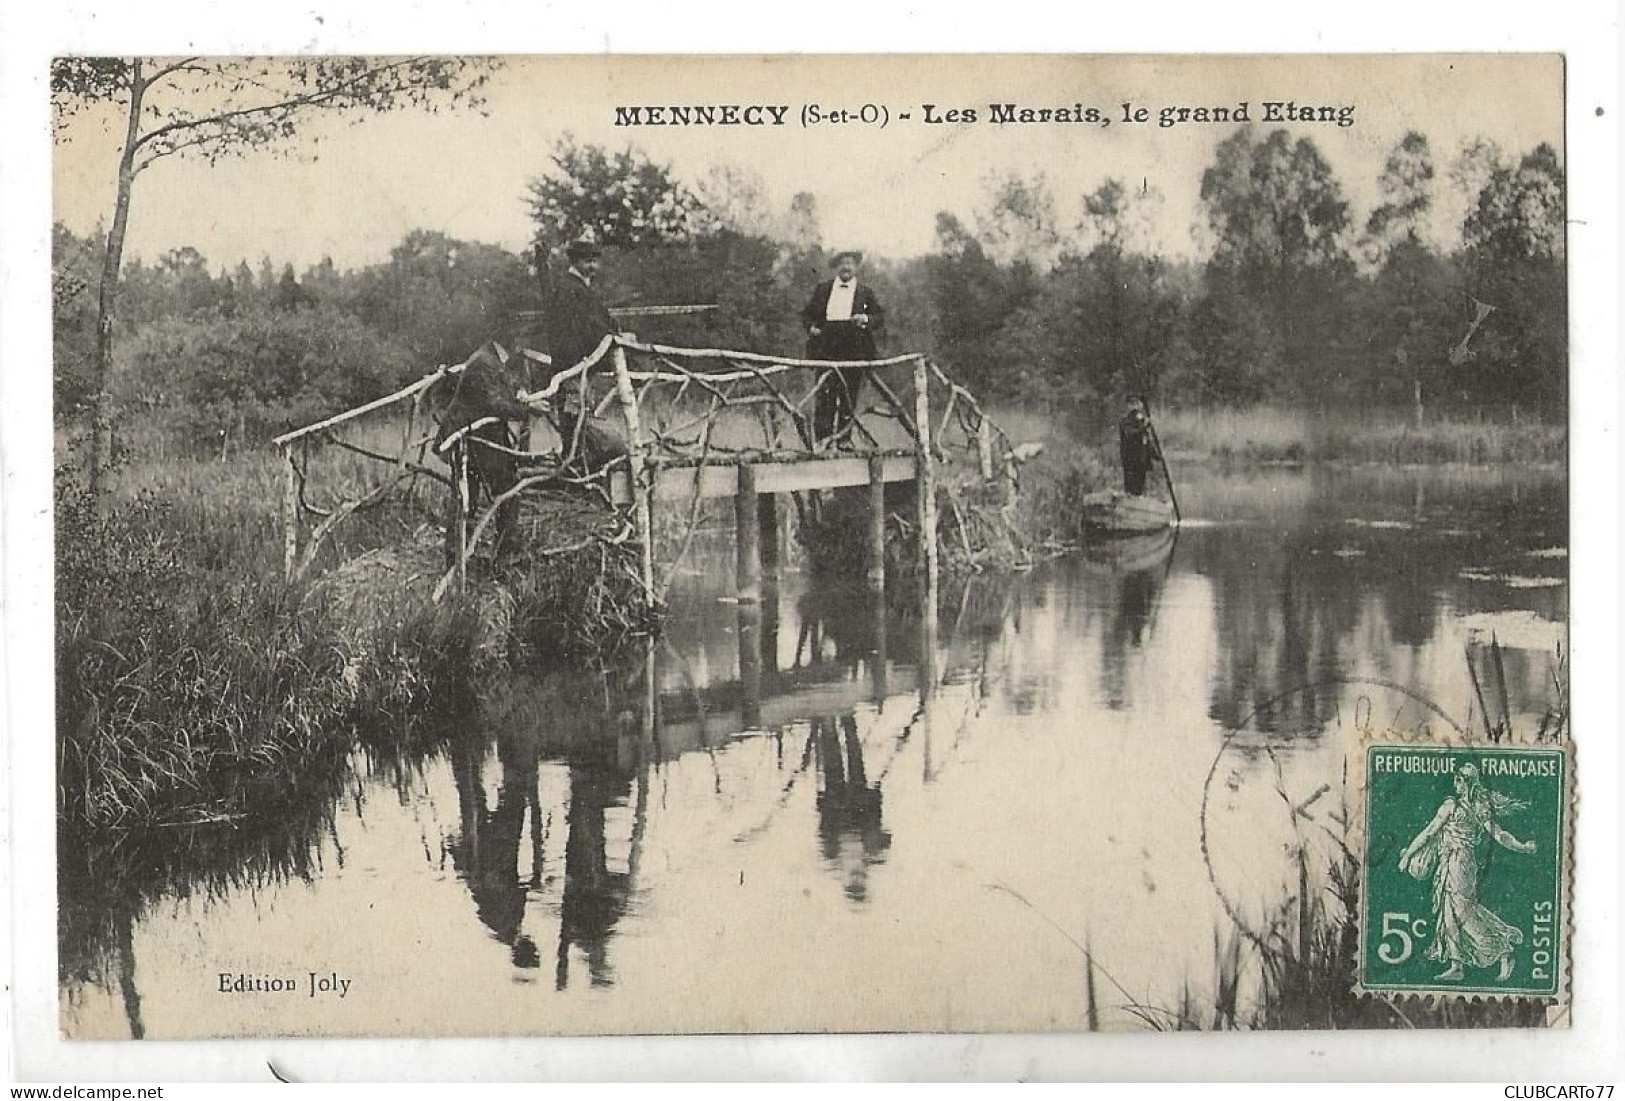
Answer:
[
  {"left": 449, "top": 729, "right": 546, "bottom": 971},
  {"left": 802, "top": 250, "right": 885, "bottom": 448},
  {"left": 556, "top": 756, "right": 634, "bottom": 990},
  {"left": 1117, "top": 396, "right": 1162, "bottom": 496},
  {"left": 813, "top": 714, "right": 891, "bottom": 902}
]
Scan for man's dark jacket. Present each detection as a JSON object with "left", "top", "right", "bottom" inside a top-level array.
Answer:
[
  {"left": 434, "top": 343, "right": 531, "bottom": 447},
  {"left": 801, "top": 280, "right": 885, "bottom": 361},
  {"left": 545, "top": 270, "right": 616, "bottom": 375}
]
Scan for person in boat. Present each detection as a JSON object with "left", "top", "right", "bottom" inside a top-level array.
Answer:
[
  {"left": 1117, "top": 395, "right": 1163, "bottom": 496},
  {"left": 801, "top": 249, "right": 885, "bottom": 449}
]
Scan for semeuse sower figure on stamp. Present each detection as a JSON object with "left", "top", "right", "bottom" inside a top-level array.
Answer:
[
  {"left": 802, "top": 249, "right": 885, "bottom": 449},
  {"left": 1397, "top": 762, "right": 1536, "bottom": 982}
]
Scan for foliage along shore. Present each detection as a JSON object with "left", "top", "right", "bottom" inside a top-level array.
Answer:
[{"left": 54, "top": 446, "right": 657, "bottom": 835}]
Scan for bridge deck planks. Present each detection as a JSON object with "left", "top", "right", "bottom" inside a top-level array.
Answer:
[{"left": 608, "top": 453, "right": 917, "bottom": 505}]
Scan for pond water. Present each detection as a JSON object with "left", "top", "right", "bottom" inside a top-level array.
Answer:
[{"left": 59, "top": 464, "right": 1568, "bottom": 1038}]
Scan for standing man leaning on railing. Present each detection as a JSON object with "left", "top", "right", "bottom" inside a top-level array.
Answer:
[{"left": 802, "top": 249, "right": 885, "bottom": 450}]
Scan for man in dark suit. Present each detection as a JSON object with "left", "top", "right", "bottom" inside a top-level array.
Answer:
[
  {"left": 801, "top": 250, "right": 885, "bottom": 448},
  {"left": 538, "top": 238, "right": 620, "bottom": 473},
  {"left": 544, "top": 238, "right": 616, "bottom": 374}
]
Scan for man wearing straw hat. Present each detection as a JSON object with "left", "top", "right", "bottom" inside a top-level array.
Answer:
[{"left": 802, "top": 249, "right": 885, "bottom": 449}]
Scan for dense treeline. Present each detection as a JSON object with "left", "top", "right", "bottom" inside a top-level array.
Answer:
[{"left": 53, "top": 126, "right": 1565, "bottom": 452}]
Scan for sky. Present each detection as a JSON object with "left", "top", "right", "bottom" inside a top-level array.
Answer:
[{"left": 51, "top": 54, "right": 1565, "bottom": 274}]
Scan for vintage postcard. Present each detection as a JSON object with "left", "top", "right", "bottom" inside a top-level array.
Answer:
[{"left": 46, "top": 52, "right": 1573, "bottom": 1042}]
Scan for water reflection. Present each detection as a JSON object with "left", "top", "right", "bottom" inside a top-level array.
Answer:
[
  {"left": 448, "top": 724, "right": 544, "bottom": 970},
  {"left": 813, "top": 714, "right": 891, "bottom": 903},
  {"left": 1084, "top": 528, "right": 1177, "bottom": 711},
  {"left": 555, "top": 754, "right": 636, "bottom": 988},
  {"left": 58, "top": 465, "right": 1568, "bottom": 1037}
]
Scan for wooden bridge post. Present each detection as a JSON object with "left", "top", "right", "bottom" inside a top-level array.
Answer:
[
  {"left": 758, "top": 492, "right": 780, "bottom": 582},
  {"left": 976, "top": 413, "right": 995, "bottom": 482},
  {"left": 735, "top": 464, "right": 761, "bottom": 603},
  {"left": 871, "top": 583, "right": 889, "bottom": 705},
  {"left": 454, "top": 441, "right": 470, "bottom": 593},
  {"left": 280, "top": 444, "right": 299, "bottom": 582},
  {"left": 737, "top": 604, "right": 762, "bottom": 729},
  {"left": 611, "top": 343, "right": 657, "bottom": 601},
  {"left": 867, "top": 454, "right": 887, "bottom": 589},
  {"left": 911, "top": 356, "right": 940, "bottom": 608}
]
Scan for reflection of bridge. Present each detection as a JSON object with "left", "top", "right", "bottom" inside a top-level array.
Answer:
[
  {"left": 453, "top": 573, "right": 948, "bottom": 986},
  {"left": 272, "top": 336, "right": 1018, "bottom": 609}
]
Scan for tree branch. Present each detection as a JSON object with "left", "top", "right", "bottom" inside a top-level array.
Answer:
[
  {"left": 141, "top": 56, "right": 204, "bottom": 88},
  {"left": 129, "top": 57, "right": 442, "bottom": 156}
]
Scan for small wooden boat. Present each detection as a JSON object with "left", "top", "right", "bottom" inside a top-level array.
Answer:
[{"left": 1080, "top": 490, "right": 1177, "bottom": 536}]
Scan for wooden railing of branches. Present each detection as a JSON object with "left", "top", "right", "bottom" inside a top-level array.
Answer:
[{"left": 273, "top": 335, "right": 1019, "bottom": 609}]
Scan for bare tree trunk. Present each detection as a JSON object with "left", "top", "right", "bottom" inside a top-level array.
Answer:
[{"left": 86, "top": 60, "right": 146, "bottom": 498}]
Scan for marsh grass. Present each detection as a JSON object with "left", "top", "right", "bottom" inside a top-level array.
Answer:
[
  {"left": 1158, "top": 406, "right": 1565, "bottom": 466},
  {"left": 55, "top": 421, "right": 650, "bottom": 833}
]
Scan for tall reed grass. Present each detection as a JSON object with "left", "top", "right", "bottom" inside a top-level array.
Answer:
[
  {"left": 1157, "top": 406, "right": 1565, "bottom": 465},
  {"left": 55, "top": 427, "right": 650, "bottom": 832}
]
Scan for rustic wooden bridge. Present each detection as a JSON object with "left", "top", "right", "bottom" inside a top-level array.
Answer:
[{"left": 272, "top": 335, "right": 1020, "bottom": 614}]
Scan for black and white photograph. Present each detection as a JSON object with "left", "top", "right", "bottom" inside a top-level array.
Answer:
[{"left": 17, "top": 41, "right": 1608, "bottom": 1062}]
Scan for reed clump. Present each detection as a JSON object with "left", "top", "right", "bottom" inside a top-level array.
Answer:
[{"left": 56, "top": 476, "right": 355, "bottom": 830}]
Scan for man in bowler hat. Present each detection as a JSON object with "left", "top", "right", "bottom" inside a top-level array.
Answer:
[{"left": 801, "top": 250, "right": 885, "bottom": 448}]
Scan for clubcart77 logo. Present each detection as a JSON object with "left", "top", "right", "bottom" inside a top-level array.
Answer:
[{"left": 1360, "top": 746, "right": 1567, "bottom": 997}]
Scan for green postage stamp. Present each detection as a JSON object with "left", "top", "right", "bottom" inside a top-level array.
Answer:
[{"left": 1357, "top": 743, "right": 1571, "bottom": 1001}]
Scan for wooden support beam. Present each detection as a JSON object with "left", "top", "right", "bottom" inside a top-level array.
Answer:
[
  {"left": 758, "top": 491, "right": 780, "bottom": 579},
  {"left": 455, "top": 443, "right": 470, "bottom": 593},
  {"left": 870, "top": 586, "right": 889, "bottom": 705},
  {"left": 737, "top": 604, "right": 762, "bottom": 729},
  {"left": 608, "top": 453, "right": 916, "bottom": 504},
  {"left": 735, "top": 464, "right": 761, "bottom": 604},
  {"left": 867, "top": 454, "right": 887, "bottom": 589},
  {"left": 912, "top": 356, "right": 940, "bottom": 608},
  {"left": 976, "top": 414, "right": 995, "bottom": 482},
  {"left": 280, "top": 445, "right": 298, "bottom": 582},
  {"left": 613, "top": 344, "right": 657, "bottom": 602}
]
